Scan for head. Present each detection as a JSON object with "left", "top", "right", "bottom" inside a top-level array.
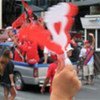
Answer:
[
  {"left": 0, "top": 50, "right": 12, "bottom": 64},
  {"left": 5, "top": 26, "right": 13, "bottom": 35},
  {"left": 84, "top": 40, "right": 90, "bottom": 48},
  {"left": 65, "top": 44, "right": 74, "bottom": 57}
]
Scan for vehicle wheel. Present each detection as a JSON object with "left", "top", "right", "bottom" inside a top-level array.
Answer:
[{"left": 14, "top": 73, "right": 24, "bottom": 91}]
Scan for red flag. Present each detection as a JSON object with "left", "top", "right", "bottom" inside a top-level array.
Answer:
[
  {"left": 21, "top": 0, "right": 32, "bottom": 17},
  {"left": 12, "top": 13, "right": 26, "bottom": 28},
  {"left": 18, "top": 22, "right": 64, "bottom": 55}
]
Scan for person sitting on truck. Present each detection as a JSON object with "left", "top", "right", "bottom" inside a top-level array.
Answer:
[
  {"left": 43, "top": 46, "right": 56, "bottom": 64},
  {"left": 6, "top": 27, "right": 25, "bottom": 62},
  {"left": 79, "top": 33, "right": 95, "bottom": 85}
]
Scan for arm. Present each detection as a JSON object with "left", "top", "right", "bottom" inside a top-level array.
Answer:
[
  {"left": 89, "top": 33, "right": 95, "bottom": 49},
  {"left": 43, "top": 53, "right": 48, "bottom": 63},
  {"left": 41, "top": 64, "right": 52, "bottom": 93},
  {"left": 0, "top": 63, "right": 3, "bottom": 76},
  {"left": 43, "top": 47, "right": 49, "bottom": 63},
  {"left": 9, "top": 74, "right": 15, "bottom": 86},
  {"left": 41, "top": 77, "right": 49, "bottom": 93},
  {"left": 8, "top": 62, "right": 15, "bottom": 86}
]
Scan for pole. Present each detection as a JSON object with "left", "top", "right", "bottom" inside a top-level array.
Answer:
[{"left": 0, "top": 0, "right": 2, "bottom": 29}]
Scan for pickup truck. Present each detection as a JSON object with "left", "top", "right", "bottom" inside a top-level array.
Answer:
[{"left": 0, "top": 42, "right": 49, "bottom": 90}]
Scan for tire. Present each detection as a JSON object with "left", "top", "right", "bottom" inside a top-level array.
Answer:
[{"left": 14, "top": 73, "right": 24, "bottom": 91}]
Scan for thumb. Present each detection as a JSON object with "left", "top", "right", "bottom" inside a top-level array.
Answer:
[{"left": 57, "top": 54, "right": 65, "bottom": 73}]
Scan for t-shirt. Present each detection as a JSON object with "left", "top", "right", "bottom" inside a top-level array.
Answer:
[
  {"left": 44, "top": 47, "right": 51, "bottom": 56},
  {"left": 79, "top": 46, "right": 94, "bottom": 65},
  {"left": 44, "top": 47, "right": 55, "bottom": 57},
  {"left": 86, "top": 48, "right": 94, "bottom": 65},
  {"left": 14, "top": 43, "right": 26, "bottom": 62},
  {"left": 79, "top": 47, "right": 87, "bottom": 58},
  {"left": 26, "top": 42, "right": 39, "bottom": 63},
  {"left": 2, "top": 61, "right": 14, "bottom": 85}
]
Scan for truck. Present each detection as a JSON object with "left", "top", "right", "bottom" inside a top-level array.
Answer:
[{"left": 0, "top": 42, "right": 49, "bottom": 90}]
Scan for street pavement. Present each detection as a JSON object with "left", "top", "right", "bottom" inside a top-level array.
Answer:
[{"left": 0, "top": 78, "right": 100, "bottom": 100}]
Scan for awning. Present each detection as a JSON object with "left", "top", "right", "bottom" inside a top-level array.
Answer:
[{"left": 30, "top": 5, "right": 44, "bottom": 12}]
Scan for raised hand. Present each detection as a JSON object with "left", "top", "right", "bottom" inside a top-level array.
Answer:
[{"left": 89, "top": 33, "right": 94, "bottom": 37}]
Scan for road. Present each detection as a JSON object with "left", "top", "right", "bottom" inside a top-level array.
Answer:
[{"left": 0, "top": 78, "right": 100, "bottom": 100}]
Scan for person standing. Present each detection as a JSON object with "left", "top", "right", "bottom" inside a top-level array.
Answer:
[
  {"left": 0, "top": 50, "right": 16, "bottom": 100},
  {"left": 64, "top": 44, "right": 74, "bottom": 65},
  {"left": 79, "top": 33, "right": 95, "bottom": 85},
  {"left": 50, "top": 44, "right": 81, "bottom": 100},
  {"left": 41, "top": 44, "right": 74, "bottom": 94},
  {"left": 41, "top": 55, "right": 58, "bottom": 93}
]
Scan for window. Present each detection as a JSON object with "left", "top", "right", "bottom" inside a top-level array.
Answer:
[{"left": 96, "top": 29, "right": 100, "bottom": 51}]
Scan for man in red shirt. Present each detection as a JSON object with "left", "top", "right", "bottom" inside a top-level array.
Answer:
[{"left": 41, "top": 56, "right": 57, "bottom": 93}]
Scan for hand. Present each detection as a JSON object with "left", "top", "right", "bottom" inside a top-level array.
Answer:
[
  {"left": 28, "top": 59, "right": 37, "bottom": 64},
  {"left": 40, "top": 86, "right": 45, "bottom": 94},
  {"left": 50, "top": 63, "right": 81, "bottom": 100},
  {"left": 11, "top": 82, "right": 15, "bottom": 87},
  {"left": 89, "top": 33, "right": 94, "bottom": 37}
]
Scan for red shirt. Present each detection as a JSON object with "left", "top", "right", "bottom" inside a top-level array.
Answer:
[
  {"left": 14, "top": 46, "right": 25, "bottom": 62},
  {"left": 14, "top": 42, "right": 27, "bottom": 62},
  {"left": 46, "top": 62, "right": 57, "bottom": 92},
  {"left": 14, "top": 49, "right": 22, "bottom": 61},
  {"left": 26, "top": 41, "right": 40, "bottom": 64}
]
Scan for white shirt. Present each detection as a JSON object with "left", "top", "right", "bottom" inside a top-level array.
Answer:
[
  {"left": 79, "top": 47, "right": 94, "bottom": 65},
  {"left": 43, "top": 46, "right": 55, "bottom": 56},
  {"left": 43, "top": 47, "right": 51, "bottom": 56},
  {"left": 79, "top": 47, "right": 87, "bottom": 58}
]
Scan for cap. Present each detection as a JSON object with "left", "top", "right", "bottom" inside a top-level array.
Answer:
[
  {"left": 65, "top": 44, "right": 74, "bottom": 52},
  {"left": 5, "top": 26, "right": 13, "bottom": 30}
]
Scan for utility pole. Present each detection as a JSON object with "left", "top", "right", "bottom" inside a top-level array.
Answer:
[{"left": 0, "top": 0, "right": 2, "bottom": 29}]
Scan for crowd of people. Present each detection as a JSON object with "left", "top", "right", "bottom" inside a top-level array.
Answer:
[
  {"left": 0, "top": 4, "right": 95, "bottom": 100},
  {"left": 0, "top": 1, "right": 96, "bottom": 100},
  {"left": 0, "top": 18, "right": 95, "bottom": 99},
  {"left": 0, "top": 25, "right": 95, "bottom": 100}
]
